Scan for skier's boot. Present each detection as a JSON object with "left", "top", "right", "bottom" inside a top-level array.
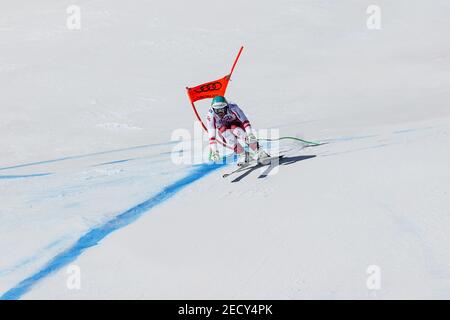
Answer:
[
  {"left": 256, "top": 148, "right": 271, "bottom": 165},
  {"left": 237, "top": 151, "right": 250, "bottom": 167}
]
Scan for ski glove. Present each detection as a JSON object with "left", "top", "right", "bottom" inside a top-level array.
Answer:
[
  {"left": 209, "top": 150, "right": 221, "bottom": 162},
  {"left": 246, "top": 133, "right": 258, "bottom": 145}
]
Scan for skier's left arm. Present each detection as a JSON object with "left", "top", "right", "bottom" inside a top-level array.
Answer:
[
  {"left": 232, "top": 104, "right": 254, "bottom": 136},
  {"left": 232, "top": 104, "right": 257, "bottom": 143}
]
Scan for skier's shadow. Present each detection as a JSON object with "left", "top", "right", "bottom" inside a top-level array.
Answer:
[{"left": 231, "top": 155, "right": 316, "bottom": 183}]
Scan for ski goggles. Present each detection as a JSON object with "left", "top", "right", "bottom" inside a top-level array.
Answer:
[{"left": 212, "top": 102, "right": 228, "bottom": 114}]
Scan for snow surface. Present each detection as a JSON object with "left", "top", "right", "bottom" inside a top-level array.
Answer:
[{"left": 1, "top": 0, "right": 450, "bottom": 299}]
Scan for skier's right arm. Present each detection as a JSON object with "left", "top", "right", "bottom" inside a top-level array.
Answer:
[
  {"left": 206, "top": 111, "right": 217, "bottom": 152},
  {"left": 206, "top": 111, "right": 220, "bottom": 161}
]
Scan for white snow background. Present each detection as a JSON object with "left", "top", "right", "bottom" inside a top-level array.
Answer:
[{"left": 1, "top": 0, "right": 450, "bottom": 299}]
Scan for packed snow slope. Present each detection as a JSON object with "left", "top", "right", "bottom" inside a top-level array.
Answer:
[{"left": 1, "top": 0, "right": 450, "bottom": 299}]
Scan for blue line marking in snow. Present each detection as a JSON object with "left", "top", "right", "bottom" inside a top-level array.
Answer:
[
  {"left": 0, "top": 141, "right": 177, "bottom": 172},
  {"left": 393, "top": 127, "right": 434, "bottom": 134},
  {"left": 93, "top": 159, "right": 133, "bottom": 167},
  {"left": 0, "top": 162, "right": 225, "bottom": 300},
  {"left": 0, "top": 173, "right": 52, "bottom": 180},
  {"left": 0, "top": 237, "right": 69, "bottom": 277},
  {"left": 321, "top": 134, "right": 378, "bottom": 143}
]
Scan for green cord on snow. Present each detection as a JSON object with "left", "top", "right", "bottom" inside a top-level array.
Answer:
[{"left": 257, "top": 136, "right": 322, "bottom": 146}]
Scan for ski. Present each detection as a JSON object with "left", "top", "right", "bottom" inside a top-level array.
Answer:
[
  {"left": 222, "top": 155, "right": 284, "bottom": 178},
  {"left": 222, "top": 162, "right": 253, "bottom": 178}
]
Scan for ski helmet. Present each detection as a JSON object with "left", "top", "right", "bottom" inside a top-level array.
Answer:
[{"left": 211, "top": 96, "right": 228, "bottom": 115}]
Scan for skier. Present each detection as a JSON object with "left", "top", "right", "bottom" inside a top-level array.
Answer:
[{"left": 207, "top": 96, "right": 269, "bottom": 166}]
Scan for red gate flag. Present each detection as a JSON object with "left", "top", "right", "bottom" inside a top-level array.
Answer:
[
  {"left": 186, "top": 75, "right": 230, "bottom": 103},
  {"left": 185, "top": 46, "right": 244, "bottom": 135}
]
